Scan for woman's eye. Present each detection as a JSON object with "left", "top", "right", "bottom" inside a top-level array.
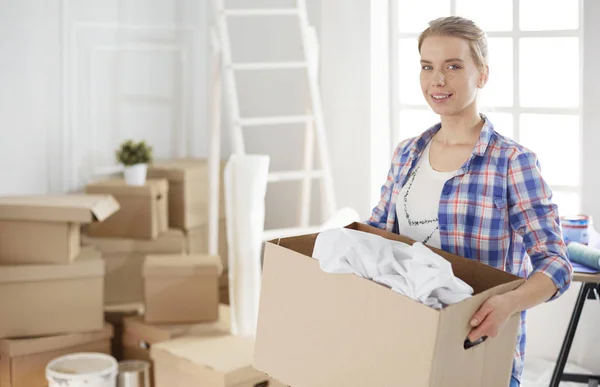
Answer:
[
  {"left": 421, "top": 65, "right": 432, "bottom": 70},
  {"left": 448, "top": 64, "right": 461, "bottom": 70}
]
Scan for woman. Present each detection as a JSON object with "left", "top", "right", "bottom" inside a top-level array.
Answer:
[{"left": 367, "top": 16, "right": 573, "bottom": 387}]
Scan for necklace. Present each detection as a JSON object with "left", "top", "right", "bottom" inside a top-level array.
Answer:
[{"left": 403, "top": 166, "right": 439, "bottom": 245}]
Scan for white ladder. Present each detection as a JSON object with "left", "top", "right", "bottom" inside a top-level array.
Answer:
[{"left": 210, "top": 0, "right": 337, "bottom": 243}]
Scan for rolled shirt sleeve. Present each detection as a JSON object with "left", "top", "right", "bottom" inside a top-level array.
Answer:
[{"left": 507, "top": 151, "right": 573, "bottom": 300}]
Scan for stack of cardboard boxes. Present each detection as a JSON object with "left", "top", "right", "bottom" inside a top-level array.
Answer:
[
  {"left": 145, "top": 158, "right": 230, "bottom": 305},
  {"left": 78, "top": 158, "right": 280, "bottom": 387},
  {"left": 0, "top": 195, "right": 119, "bottom": 387},
  {"left": 0, "top": 158, "right": 280, "bottom": 387}
]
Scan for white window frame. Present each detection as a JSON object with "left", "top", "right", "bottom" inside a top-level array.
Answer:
[{"left": 389, "top": 0, "right": 584, "bottom": 213}]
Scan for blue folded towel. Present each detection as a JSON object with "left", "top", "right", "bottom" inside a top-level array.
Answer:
[{"left": 568, "top": 242, "right": 600, "bottom": 270}]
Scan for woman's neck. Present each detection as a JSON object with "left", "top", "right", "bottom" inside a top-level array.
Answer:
[{"left": 437, "top": 110, "right": 484, "bottom": 146}]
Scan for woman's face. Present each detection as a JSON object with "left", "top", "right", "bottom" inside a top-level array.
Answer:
[{"left": 419, "top": 35, "right": 487, "bottom": 117}]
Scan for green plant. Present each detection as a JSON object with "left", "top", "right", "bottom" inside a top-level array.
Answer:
[{"left": 115, "top": 140, "right": 153, "bottom": 166}]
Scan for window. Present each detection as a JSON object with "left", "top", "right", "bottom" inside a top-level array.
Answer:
[{"left": 390, "top": 0, "right": 582, "bottom": 216}]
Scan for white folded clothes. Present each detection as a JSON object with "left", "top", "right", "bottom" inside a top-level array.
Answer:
[{"left": 312, "top": 228, "right": 473, "bottom": 309}]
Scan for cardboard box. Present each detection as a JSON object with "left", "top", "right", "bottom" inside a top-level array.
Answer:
[
  {"left": 186, "top": 219, "right": 229, "bottom": 270},
  {"left": 85, "top": 178, "right": 169, "bottom": 240},
  {"left": 82, "top": 229, "right": 186, "bottom": 305},
  {"left": 143, "top": 254, "right": 222, "bottom": 324},
  {"left": 0, "top": 247, "right": 105, "bottom": 339},
  {"left": 104, "top": 303, "right": 144, "bottom": 361},
  {"left": 254, "top": 223, "right": 525, "bottom": 387},
  {"left": 0, "top": 324, "right": 113, "bottom": 387},
  {"left": 147, "top": 158, "right": 226, "bottom": 230},
  {"left": 122, "top": 304, "right": 231, "bottom": 363},
  {"left": 150, "top": 335, "right": 276, "bottom": 387},
  {"left": 0, "top": 194, "right": 119, "bottom": 264}
]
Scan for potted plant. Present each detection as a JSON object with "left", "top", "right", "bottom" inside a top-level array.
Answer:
[{"left": 115, "top": 140, "right": 153, "bottom": 186}]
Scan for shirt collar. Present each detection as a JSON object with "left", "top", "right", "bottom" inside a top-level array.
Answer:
[{"left": 402, "top": 113, "right": 495, "bottom": 158}]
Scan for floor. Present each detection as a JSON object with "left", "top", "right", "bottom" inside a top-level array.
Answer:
[{"left": 522, "top": 357, "right": 595, "bottom": 387}]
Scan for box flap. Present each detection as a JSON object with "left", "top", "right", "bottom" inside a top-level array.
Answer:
[
  {"left": 0, "top": 323, "right": 113, "bottom": 358},
  {"left": 86, "top": 178, "right": 168, "bottom": 197},
  {"left": 0, "top": 194, "right": 119, "bottom": 223},
  {"left": 0, "top": 249, "right": 105, "bottom": 284},
  {"left": 124, "top": 304, "right": 230, "bottom": 344},
  {"left": 143, "top": 254, "right": 223, "bottom": 278},
  {"left": 82, "top": 229, "right": 185, "bottom": 254}
]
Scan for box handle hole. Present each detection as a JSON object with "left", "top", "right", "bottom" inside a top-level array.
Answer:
[
  {"left": 464, "top": 335, "right": 488, "bottom": 350},
  {"left": 254, "top": 382, "right": 269, "bottom": 387}
]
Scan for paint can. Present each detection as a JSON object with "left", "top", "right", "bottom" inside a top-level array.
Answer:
[{"left": 561, "top": 215, "right": 592, "bottom": 245}]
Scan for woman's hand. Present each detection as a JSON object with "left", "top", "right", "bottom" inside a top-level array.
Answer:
[{"left": 468, "top": 293, "right": 517, "bottom": 342}]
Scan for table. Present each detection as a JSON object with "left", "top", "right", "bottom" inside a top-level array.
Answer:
[{"left": 550, "top": 272, "right": 600, "bottom": 387}]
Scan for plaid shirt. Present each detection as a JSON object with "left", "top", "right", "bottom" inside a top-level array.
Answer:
[{"left": 367, "top": 115, "right": 573, "bottom": 382}]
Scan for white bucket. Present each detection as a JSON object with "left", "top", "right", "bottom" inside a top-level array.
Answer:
[
  {"left": 123, "top": 163, "right": 148, "bottom": 186},
  {"left": 46, "top": 353, "right": 118, "bottom": 387}
]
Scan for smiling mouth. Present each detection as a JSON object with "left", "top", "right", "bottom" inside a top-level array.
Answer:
[{"left": 431, "top": 93, "right": 453, "bottom": 101}]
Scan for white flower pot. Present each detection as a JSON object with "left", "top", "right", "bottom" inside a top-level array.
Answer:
[{"left": 123, "top": 163, "right": 148, "bottom": 186}]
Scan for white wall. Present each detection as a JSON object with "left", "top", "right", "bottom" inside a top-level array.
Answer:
[
  {"left": 0, "top": 0, "right": 62, "bottom": 194},
  {"left": 0, "top": 0, "right": 209, "bottom": 195},
  {"left": 320, "top": 0, "right": 373, "bottom": 220}
]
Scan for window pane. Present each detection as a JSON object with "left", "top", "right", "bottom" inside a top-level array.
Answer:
[
  {"left": 520, "top": 38, "right": 579, "bottom": 108},
  {"left": 482, "top": 111, "right": 514, "bottom": 139},
  {"left": 519, "top": 114, "right": 580, "bottom": 186},
  {"left": 552, "top": 191, "right": 580, "bottom": 218},
  {"left": 520, "top": 0, "right": 579, "bottom": 31},
  {"left": 397, "top": 1, "right": 451, "bottom": 33},
  {"left": 398, "top": 109, "right": 440, "bottom": 141},
  {"left": 398, "top": 38, "right": 426, "bottom": 105},
  {"left": 479, "top": 38, "right": 513, "bottom": 107},
  {"left": 455, "top": 0, "right": 512, "bottom": 31}
]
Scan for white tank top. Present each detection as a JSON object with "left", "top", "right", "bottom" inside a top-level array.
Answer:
[{"left": 396, "top": 141, "right": 458, "bottom": 249}]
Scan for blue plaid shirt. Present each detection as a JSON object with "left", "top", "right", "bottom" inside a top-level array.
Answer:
[{"left": 367, "top": 115, "right": 573, "bottom": 382}]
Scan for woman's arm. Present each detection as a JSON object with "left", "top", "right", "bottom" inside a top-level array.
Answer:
[
  {"left": 468, "top": 272, "right": 557, "bottom": 341},
  {"left": 468, "top": 151, "right": 573, "bottom": 342}
]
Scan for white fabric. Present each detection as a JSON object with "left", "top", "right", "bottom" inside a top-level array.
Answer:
[
  {"left": 224, "top": 155, "right": 270, "bottom": 338},
  {"left": 312, "top": 228, "right": 473, "bottom": 309},
  {"left": 396, "top": 141, "right": 457, "bottom": 249}
]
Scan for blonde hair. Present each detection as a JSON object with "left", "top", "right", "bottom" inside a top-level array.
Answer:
[{"left": 418, "top": 16, "right": 488, "bottom": 70}]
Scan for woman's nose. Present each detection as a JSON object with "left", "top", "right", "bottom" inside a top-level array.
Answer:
[{"left": 431, "top": 71, "right": 445, "bottom": 87}]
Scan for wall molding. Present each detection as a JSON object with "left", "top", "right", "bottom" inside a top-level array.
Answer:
[{"left": 60, "top": 0, "right": 204, "bottom": 192}]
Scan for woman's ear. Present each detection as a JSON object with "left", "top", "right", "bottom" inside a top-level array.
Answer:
[{"left": 478, "top": 65, "right": 489, "bottom": 88}]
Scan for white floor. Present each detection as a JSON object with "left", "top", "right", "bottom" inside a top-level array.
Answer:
[{"left": 522, "top": 357, "right": 596, "bottom": 387}]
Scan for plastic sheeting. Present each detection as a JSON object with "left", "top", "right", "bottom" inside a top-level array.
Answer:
[{"left": 224, "top": 155, "right": 270, "bottom": 338}]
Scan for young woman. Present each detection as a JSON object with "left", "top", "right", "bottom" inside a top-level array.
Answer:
[{"left": 367, "top": 16, "right": 573, "bottom": 387}]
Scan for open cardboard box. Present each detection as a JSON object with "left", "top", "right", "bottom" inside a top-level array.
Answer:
[
  {"left": 85, "top": 179, "right": 169, "bottom": 240},
  {"left": 0, "top": 194, "right": 119, "bottom": 264},
  {"left": 254, "top": 222, "right": 525, "bottom": 387}
]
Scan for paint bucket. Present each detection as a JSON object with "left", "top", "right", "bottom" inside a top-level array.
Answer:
[
  {"left": 46, "top": 353, "right": 118, "bottom": 387},
  {"left": 561, "top": 215, "right": 592, "bottom": 245}
]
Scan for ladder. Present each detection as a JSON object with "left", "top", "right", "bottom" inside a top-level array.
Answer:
[{"left": 209, "top": 0, "right": 337, "bottom": 244}]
